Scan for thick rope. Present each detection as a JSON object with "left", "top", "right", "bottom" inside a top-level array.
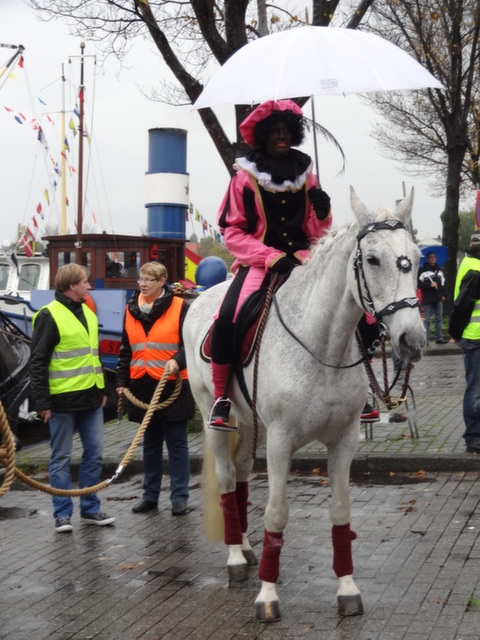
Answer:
[
  {"left": 0, "top": 401, "right": 17, "bottom": 497},
  {"left": 0, "top": 371, "right": 182, "bottom": 497}
]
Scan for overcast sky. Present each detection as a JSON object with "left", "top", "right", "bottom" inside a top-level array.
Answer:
[{"left": 1, "top": 1, "right": 461, "bottom": 249}]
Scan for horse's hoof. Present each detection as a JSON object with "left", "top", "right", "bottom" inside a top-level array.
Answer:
[
  {"left": 256, "top": 600, "right": 281, "bottom": 623},
  {"left": 242, "top": 549, "right": 259, "bottom": 566},
  {"left": 228, "top": 563, "right": 248, "bottom": 583},
  {"left": 337, "top": 594, "right": 364, "bottom": 616}
]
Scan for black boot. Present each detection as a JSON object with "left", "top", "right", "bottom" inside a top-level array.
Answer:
[{"left": 209, "top": 398, "right": 236, "bottom": 432}]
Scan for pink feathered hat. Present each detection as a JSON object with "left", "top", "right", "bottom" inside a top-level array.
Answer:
[{"left": 239, "top": 99, "right": 303, "bottom": 147}]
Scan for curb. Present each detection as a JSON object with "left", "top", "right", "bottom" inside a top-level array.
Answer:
[{"left": 12, "top": 450, "right": 480, "bottom": 492}]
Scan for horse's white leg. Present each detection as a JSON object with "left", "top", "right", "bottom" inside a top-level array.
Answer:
[
  {"left": 210, "top": 424, "right": 256, "bottom": 583},
  {"left": 254, "top": 439, "right": 290, "bottom": 623},
  {"left": 328, "top": 436, "right": 364, "bottom": 617},
  {"left": 233, "top": 424, "right": 258, "bottom": 567}
]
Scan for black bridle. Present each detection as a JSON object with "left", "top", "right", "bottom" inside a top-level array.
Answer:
[{"left": 353, "top": 220, "right": 420, "bottom": 330}]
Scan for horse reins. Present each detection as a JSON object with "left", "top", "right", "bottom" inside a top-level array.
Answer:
[
  {"left": 250, "top": 220, "right": 420, "bottom": 433},
  {"left": 270, "top": 220, "right": 419, "bottom": 370},
  {"left": 251, "top": 272, "right": 279, "bottom": 456}
]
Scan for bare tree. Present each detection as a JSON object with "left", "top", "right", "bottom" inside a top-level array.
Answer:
[
  {"left": 27, "top": 0, "right": 373, "bottom": 174},
  {"left": 365, "top": 1, "right": 480, "bottom": 299}
]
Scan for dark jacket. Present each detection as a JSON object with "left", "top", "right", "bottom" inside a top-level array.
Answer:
[
  {"left": 116, "top": 288, "right": 195, "bottom": 423},
  {"left": 30, "top": 291, "right": 105, "bottom": 413},
  {"left": 418, "top": 262, "right": 446, "bottom": 305}
]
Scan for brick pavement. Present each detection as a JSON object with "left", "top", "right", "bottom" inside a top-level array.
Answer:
[
  {"left": 3, "top": 345, "right": 480, "bottom": 639},
  {"left": 2, "top": 471, "right": 480, "bottom": 639}
]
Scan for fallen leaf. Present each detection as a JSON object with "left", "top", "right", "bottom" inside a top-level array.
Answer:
[
  {"left": 118, "top": 562, "right": 145, "bottom": 570},
  {"left": 409, "top": 470, "right": 426, "bottom": 479}
]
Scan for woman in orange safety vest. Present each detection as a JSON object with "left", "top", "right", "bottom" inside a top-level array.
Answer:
[{"left": 116, "top": 262, "right": 195, "bottom": 516}]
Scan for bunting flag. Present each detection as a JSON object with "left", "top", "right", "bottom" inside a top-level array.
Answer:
[
  {"left": 36, "top": 202, "right": 42, "bottom": 215},
  {"left": 195, "top": 210, "right": 200, "bottom": 222},
  {"left": 18, "top": 56, "right": 24, "bottom": 69},
  {"left": 63, "top": 137, "right": 70, "bottom": 152},
  {"left": 37, "top": 126, "right": 48, "bottom": 150},
  {"left": 19, "top": 234, "right": 33, "bottom": 257},
  {"left": 69, "top": 117, "right": 77, "bottom": 135},
  {"left": 43, "top": 188, "right": 50, "bottom": 205}
]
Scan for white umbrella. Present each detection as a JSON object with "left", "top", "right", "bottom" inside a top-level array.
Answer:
[{"left": 194, "top": 26, "right": 443, "bottom": 109}]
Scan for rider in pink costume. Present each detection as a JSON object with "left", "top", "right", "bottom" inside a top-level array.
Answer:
[{"left": 209, "top": 99, "right": 332, "bottom": 428}]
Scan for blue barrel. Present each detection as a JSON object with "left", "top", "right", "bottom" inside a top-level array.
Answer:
[{"left": 145, "top": 128, "right": 189, "bottom": 240}]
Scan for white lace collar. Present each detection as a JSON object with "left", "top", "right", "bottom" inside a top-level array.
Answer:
[{"left": 234, "top": 156, "right": 312, "bottom": 193}]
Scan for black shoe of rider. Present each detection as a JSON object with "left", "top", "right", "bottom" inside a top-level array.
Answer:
[{"left": 210, "top": 398, "right": 230, "bottom": 426}]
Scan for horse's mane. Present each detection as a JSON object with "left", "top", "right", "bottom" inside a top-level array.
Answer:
[
  {"left": 305, "top": 221, "right": 356, "bottom": 269},
  {"left": 306, "top": 206, "right": 397, "bottom": 267}
]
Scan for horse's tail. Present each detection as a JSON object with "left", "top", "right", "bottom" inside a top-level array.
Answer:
[{"left": 201, "top": 432, "right": 238, "bottom": 542}]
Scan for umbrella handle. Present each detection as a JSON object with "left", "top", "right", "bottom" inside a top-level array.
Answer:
[{"left": 311, "top": 97, "right": 321, "bottom": 187}]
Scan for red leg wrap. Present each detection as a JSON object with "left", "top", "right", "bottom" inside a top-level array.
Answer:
[
  {"left": 235, "top": 482, "right": 249, "bottom": 533},
  {"left": 332, "top": 523, "right": 357, "bottom": 577},
  {"left": 220, "top": 491, "right": 243, "bottom": 545},
  {"left": 258, "top": 530, "right": 284, "bottom": 583},
  {"left": 211, "top": 362, "right": 232, "bottom": 400}
]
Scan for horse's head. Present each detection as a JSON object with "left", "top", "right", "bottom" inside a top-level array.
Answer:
[{"left": 348, "top": 186, "right": 426, "bottom": 363}]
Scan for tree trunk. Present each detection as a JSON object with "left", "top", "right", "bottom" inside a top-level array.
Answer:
[{"left": 441, "top": 150, "right": 464, "bottom": 302}]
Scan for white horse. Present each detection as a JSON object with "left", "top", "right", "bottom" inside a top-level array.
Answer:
[{"left": 183, "top": 187, "right": 425, "bottom": 622}]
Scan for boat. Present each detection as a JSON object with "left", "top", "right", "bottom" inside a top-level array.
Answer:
[{"left": 0, "top": 43, "right": 193, "bottom": 436}]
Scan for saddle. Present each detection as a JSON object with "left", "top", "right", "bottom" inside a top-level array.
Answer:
[{"left": 200, "top": 273, "right": 289, "bottom": 407}]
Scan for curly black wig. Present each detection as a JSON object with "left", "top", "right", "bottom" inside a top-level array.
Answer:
[{"left": 253, "top": 110, "right": 305, "bottom": 149}]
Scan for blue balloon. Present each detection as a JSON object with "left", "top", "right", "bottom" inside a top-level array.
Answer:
[{"left": 195, "top": 256, "right": 228, "bottom": 288}]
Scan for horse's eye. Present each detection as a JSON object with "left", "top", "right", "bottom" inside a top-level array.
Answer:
[{"left": 366, "top": 255, "right": 380, "bottom": 266}]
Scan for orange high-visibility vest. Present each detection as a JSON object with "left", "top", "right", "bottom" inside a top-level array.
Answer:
[{"left": 125, "top": 296, "right": 188, "bottom": 381}]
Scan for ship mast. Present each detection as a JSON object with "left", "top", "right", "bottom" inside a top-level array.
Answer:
[
  {"left": 75, "top": 42, "right": 86, "bottom": 260},
  {"left": 0, "top": 44, "right": 25, "bottom": 91},
  {"left": 60, "top": 63, "right": 67, "bottom": 235}
]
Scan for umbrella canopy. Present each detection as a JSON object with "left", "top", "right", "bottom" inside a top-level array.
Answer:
[
  {"left": 194, "top": 26, "right": 443, "bottom": 109},
  {"left": 419, "top": 244, "right": 449, "bottom": 267}
]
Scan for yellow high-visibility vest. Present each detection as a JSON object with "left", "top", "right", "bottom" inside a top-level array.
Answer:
[
  {"left": 454, "top": 256, "right": 480, "bottom": 340},
  {"left": 34, "top": 300, "right": 104, "bottom": 395}
]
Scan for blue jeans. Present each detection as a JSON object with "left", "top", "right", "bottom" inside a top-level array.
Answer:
[
  {"left": 423, "top": 301, "right": 443, "bottom": 341},
  {"left": 49, "top": 407, "right": 104, "bottom": 519},
  {"left": 142, "top": 419, "right": 190, "bottom": 503},
  {"left": 463, "top": 347, "right": 480, "bottom": 445}
]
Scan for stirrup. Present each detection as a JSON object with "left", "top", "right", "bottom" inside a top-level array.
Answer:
[{"left": 208, "top": 397, "right": 238, "bottom": 433}]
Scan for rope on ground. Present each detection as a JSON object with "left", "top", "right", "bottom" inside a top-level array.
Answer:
[
  {"left": 0, "top": 370, "right": 182, "bottom": 497},
  {"left": 0, "top": 401, "right": 17, "bottom": 497}
]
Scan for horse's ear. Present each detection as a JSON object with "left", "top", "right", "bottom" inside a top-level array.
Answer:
[
  {"left": 394, "top": 188, "right": 414, "bottom": 223},
  {"left": 350, "top": 186, "right": 371, "bottom": 226}
]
